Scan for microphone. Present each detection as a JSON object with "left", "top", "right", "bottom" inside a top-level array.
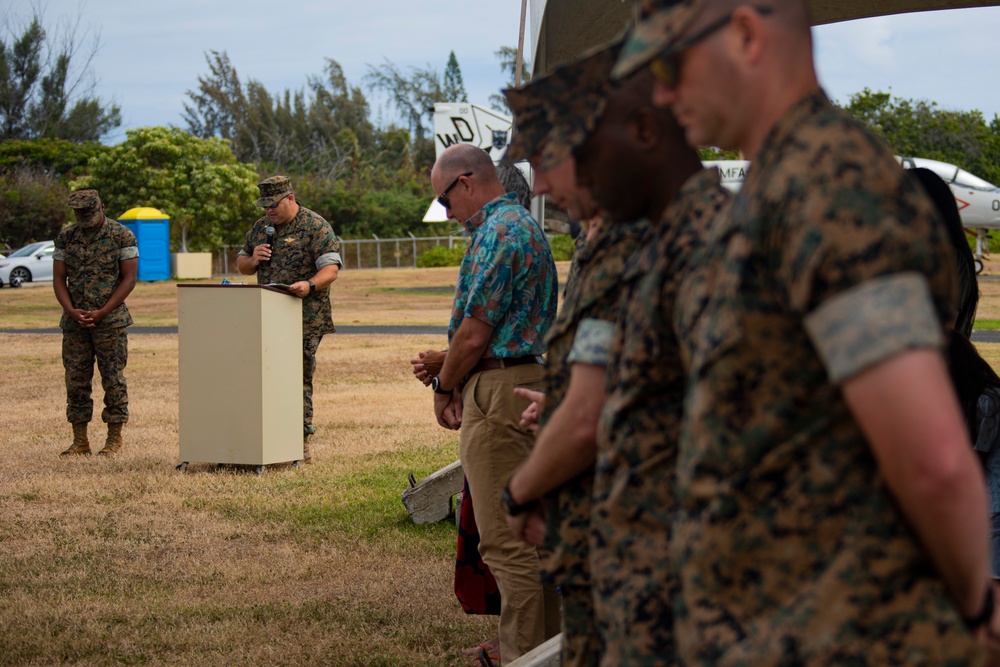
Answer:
[{"left": 262, "top": 225, "right": 275, "bottom": 268}]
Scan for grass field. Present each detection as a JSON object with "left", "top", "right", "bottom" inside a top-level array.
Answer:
[
  {"left": 0, "top": 267, "right": 572, "bottom": 667},
  {"left": 0, "top": 262, "right": 997, "bottom": 666}
]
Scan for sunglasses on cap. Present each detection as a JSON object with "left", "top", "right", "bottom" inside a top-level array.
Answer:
[
  {"left": 649, "top": 6, "right": 774, "bottom": 89},
  {"left": 437, "top": 172, "right": 474, "bottom": 209}
]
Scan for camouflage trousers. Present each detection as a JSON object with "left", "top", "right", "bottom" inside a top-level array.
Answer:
[
  {"left": 303, "top": 335, "right": 324, "bottom": 436},
  {"left": 62, "top": 327, "right": 129, "bottom": 424},
  {"left": 591, "top": 468, "right": 679, "bottom": 666},
  {"left": 560, "top": 584, "right": 602, "bottom": 667}
]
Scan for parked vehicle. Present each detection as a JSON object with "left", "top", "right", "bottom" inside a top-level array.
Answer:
[{"left": 0, "top": 241, "right": 56, "bottom": 288}]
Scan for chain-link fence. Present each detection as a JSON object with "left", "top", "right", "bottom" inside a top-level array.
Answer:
[{"left": 214, "top": 234, "right": 467, "bottom": 275}]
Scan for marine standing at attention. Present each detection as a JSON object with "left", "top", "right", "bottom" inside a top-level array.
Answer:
[
  {"left": 54, "top": 188, "right": 139, "bottom": 458},
  {"left": 237, "top": 176, "right": 342, "bottom": 462}
]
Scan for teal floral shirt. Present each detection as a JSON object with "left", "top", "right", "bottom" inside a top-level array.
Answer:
[{"left": 448, "top": 193, "right": 557, "bottom": 358}]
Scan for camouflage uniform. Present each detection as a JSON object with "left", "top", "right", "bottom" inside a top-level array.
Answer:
[
  {"left": 671, "top": 91, "right": 981, "bottom": 665},
  {"left": 504, "top": 40, "right": 634, "bottom": 667},
  {"left": 239, "top": 178, "right": 341, "bottom": 437},
  {"left": 536, "top": 219, "right": 645, "bottom": 666},
  {"left": 54, "top": 190, "right": 139, "bottom": 425},
  {"left": 592, "top": 169, "right": 730, "bottom": 666}
]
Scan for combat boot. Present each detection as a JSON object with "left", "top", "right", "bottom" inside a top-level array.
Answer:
[
  {"left": 60, "top": 423, "right": 91, "bottom": 457},
  {"left": 302, "top": 437, "right": 312, "bottom": 464},
  {"left": 97, "top": 422, "right": 124, "bottom": 457}
]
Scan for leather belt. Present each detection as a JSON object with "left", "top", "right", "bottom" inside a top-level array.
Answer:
[{"left": 469, "top": 355, "right": 543, "bottom": 376}]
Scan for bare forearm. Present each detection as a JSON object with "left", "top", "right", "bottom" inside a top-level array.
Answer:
[
  {"left": 509, "top": 364, "right": 606, "bottom": 503},
  {"left": 437, "top": 317, "right": 492, "bottom": 390},
  {"left": 883, "top": 439, "right": 990, "bottom": 615},
  {"left": 236, "top": 254, "right": 257, "bottom": 275},
  {"left": 310, "top": 264, "right": 339, "bottom": 290},
  {"left": 100, "top": 280, "right": 136, "bottom": 316},
  {"left": 53, "top": 275, "right": 75, "bottom": 314},
  {"left": 844, "top": 349, "right": 991, "bottom": 617},
  {"left": 509, "top": 401, "right": 599, "bottom": 503}
]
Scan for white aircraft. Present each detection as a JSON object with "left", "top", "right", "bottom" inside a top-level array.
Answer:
[
  {"left": 704, "top": 157, "right": 1000, "bottom": 273},
  {"left": 897, "top": 156, "right": 1000, "bottom": 273}
]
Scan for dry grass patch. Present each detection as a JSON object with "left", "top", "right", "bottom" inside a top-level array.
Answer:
[
  {"left": 0, "top": 263, "right": 575, "bottom": 330},
  {"left": 0, "top": 333, "right": 494, "bottom": 666}
]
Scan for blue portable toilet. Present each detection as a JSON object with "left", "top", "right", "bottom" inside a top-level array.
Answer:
[{"left": 119, "top": 207, "right": 171, "bottom": 281}]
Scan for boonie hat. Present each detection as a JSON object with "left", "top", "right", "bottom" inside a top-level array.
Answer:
[
  {"left": 614, "top": 0, "right": 708, "bottom": 79},
  {"left": 256, "top": 175, "right": 294, "bottom": 207}
]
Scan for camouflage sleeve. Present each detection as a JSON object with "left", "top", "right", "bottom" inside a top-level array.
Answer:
[
  {"left": 567, "top": 318, "right": 614, "bottom": 366},
  {"left": 316, "top": 251, "right": 342, "bottom": 269},
  {"left": 53, "top": 229, "right": 67, "bottom": 262},
  {"left": 241, "top": 218, "right": 263, "bottom": 257},
  {"left": 803, "top": 272, "right": 943, "bottom": 383},
  {"left": 311, "top": 219, "right": 341, "bottom": 270},
  {"left": 773, "top": 148, "right": 956, "bottom": 377},
  {"left": 118, "top": 226, "right": 138, "bottom": 260}
]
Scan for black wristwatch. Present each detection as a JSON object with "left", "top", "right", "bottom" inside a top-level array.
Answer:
[
  {"left": 501, "top": 483, "right": 536, "bottom": 517},
  {"left": 308, "top": 279, "right": 316, "bottom": 294},
  {"left": 963, "top": 584, "right": 995, "bottom": 631},
  {"left": 430, "top": 376, "right": 452, "bottom": 395}
]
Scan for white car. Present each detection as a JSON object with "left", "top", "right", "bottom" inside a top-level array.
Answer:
[{"left": 0, "top": 241, "right": 56, "bottom": 288}]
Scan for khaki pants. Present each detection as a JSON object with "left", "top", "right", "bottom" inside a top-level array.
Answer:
[{"left": 460, "top": 363, "right": 560, "bottom": 661}]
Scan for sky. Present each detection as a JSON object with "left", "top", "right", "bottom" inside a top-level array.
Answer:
[{"left": 9, "top": 1, "right": 1000, "bottom": 147}]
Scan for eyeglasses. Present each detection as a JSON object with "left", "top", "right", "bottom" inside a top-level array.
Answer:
[
  {"left": 437, "top": 172, "right": 473, "bottom": 209},
  {"left": 264, "top": 194, "right": 291, "bottom": 210},
  {"left": 649, "top": 6, "right": 774, "bottom": 89}
]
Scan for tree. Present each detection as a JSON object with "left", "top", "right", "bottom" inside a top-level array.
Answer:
[
  {"left": 443, "top": 51, "right": 468, "bottom": 103},
  {"left": 71, "top": 127, "right": 260, "bottom": 253},
  {"left": 844, "top": 88, "right": 1000, "bottom": 186},
  {"left": 184, "top": 51, "right": 374, "bottom": 179},
  {"left": 0, "top": 138, "right": 106, "bottom": 180},
  {"left": 0, "top": 12, "right": 121, "bottom": 142},
  {"left": 490, "top": 46, "right": 531, "bottom": 113},
  {"left": 0, "top": 167, "right": 69, "bottom": 249},
  {"left": 364, "top": 60, "right": 444, "bottom": 144}
]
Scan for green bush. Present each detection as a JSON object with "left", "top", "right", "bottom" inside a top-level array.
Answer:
[
  {"left": 549, "top": 234, "right": 577, "bottom": 261},
  {"left": 417, "top": 243, "right": 467, "bottom": 268}
]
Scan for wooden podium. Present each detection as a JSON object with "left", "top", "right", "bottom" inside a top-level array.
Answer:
[{"left": 177, "top": 284, "right": 303, "bottom": 470}]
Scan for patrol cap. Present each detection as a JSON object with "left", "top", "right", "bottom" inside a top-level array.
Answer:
[
  {"left": 256, "top": 175, "right": 294, "bottom": 207},
  {"left": 502, "top": 87, "right": 552, "bottom": 166},
  {"left": 68, "top": 188, "right": 102, "bottom": 222},
  {"left": 505, "top": 37, "right": 624, "bottom": 172},
  {"left": 613, "top": 0, "right": 708, "bottom": 80},
  {"left": 68, "top": 188, "right": 101, "bottom": 210}
]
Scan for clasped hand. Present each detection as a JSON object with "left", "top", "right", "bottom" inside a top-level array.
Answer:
[{"left": 434, "top": 390, "right": 462, "bottom": 430}]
